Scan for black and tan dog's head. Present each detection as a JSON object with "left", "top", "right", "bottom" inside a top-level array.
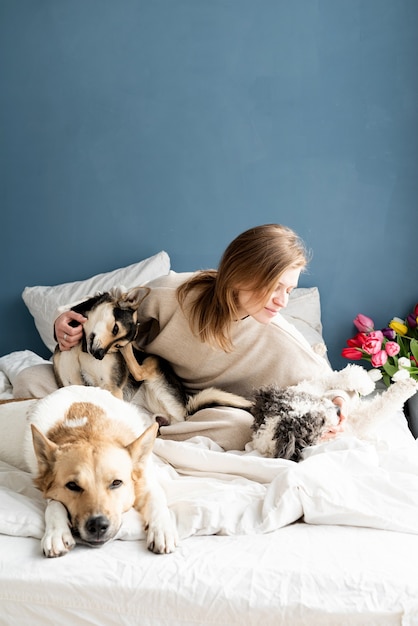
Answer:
[
  {"left": 71, "top": 287, "right": 150, "bottom": 360},
  {"left": 31, "top": 402, "right": 158, "bottom": 547},
  {"left": 250, "top": 386, "right": 341, "bottom": 462}
]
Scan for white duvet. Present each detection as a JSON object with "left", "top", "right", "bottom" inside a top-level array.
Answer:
[
  {"left": 2, "top": 425, "right": 418, "bottom": 543},
  {"left": 1, "top": 349, "right": 418, "bottom": 543}
]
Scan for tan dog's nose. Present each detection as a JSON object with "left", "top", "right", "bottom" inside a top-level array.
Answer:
[{"left": 85, "top": 515, "right": 110, "bottom": 540}]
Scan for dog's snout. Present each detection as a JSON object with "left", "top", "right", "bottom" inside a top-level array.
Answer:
[
  {"left": 86, "top": 515, "right": 110, "bottom": 538},
  {"left": 92, "top": 348, "right": 106, "bottom": 360},
  {"left": 88, "top": 334, "right": 106, "bottom": 360}
]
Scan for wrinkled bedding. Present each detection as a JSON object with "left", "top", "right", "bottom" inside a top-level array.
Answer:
[
  {"left": 2, "top": 350, "right": 418, "bottom": 625},
  {"left": 2, "top": 430, "right": 418, "bottom": 542}
]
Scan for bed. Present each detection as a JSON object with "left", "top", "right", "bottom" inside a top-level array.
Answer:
[{"left": 1, "top": 251, "right": 418, "bottom": 626}]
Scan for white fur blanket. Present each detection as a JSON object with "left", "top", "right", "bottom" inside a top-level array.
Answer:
[{"left": 2, "top": 421, "right": 418, "bottom": 542}]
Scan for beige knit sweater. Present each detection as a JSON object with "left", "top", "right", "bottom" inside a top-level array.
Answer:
[{"left": 136, "top": 271, "right": 335, "bottom": 398}]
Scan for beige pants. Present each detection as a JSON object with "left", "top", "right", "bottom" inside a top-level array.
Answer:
[
  {"left": 12, "top": 364, "right": 254, "bottom": 451},
  {"left": 13, "top": 364, "right": 58, "bottom": 399}
]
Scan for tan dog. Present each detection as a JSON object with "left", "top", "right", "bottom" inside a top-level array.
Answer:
[{"left": 22, "top": 385, "right": 177, "bottom": 557}]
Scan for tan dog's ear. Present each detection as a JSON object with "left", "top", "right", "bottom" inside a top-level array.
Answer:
[
  {"left": 118, "top": 286, "right": 150, "bottom": 311},
  {"left": 31, "top": 424, "right": 58, "bottom": 474},
  {"left": 127, "top": 422, "right": 159, "bottom": 466}
]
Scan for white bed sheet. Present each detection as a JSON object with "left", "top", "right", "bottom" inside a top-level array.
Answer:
[
  {"left": 1, "top": 525, "right": 418, "bottom": 626},
  {"left": 2, "top": 350, "right": 418, "bottom": 624},
  {"left": 2, "top": 436, "right": 418, "bottom": 625}
]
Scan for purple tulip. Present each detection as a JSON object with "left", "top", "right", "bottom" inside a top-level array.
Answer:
[
  {"left": 407, "top": 313, "right": 417, "bottom": 329},
  {"left": 382, "top": 327, "right": 396, "bottom": 340}
]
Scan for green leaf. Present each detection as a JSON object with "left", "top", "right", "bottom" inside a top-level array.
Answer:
[
  {"left": 382, "top": 372, "right": 391, "bottom": 387},
  {"left": 398, "top": 335, "right": 410, "bottom": 358},
  {"left": 382, "top": 362, "right": 398, "bottom": 377},
  {"left": 410, "top": 339, "right": 418, "bottom": 361},
  {"left": 407, "top": 366, "right": 418, "bottom": 381}
]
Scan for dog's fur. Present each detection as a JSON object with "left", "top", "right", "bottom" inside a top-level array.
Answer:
[
  {"left": 120, "top": 341, "right": 252, "bottom": 425},
  {"left": 251, "top": 364, "right": 418, "bottom": 462},
  {"left": 53, "top": 287, "right": 150, "bottom": 399},
  {"left": 22, "top": 385, "right": 177, "bottom": 557},
  {"left": 54, "top": 287, "right": 252, "bottom": 425}
]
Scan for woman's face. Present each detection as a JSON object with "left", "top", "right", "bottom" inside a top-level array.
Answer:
[{"left": 236, "top": 266, "right": 301, "bottom": 325}]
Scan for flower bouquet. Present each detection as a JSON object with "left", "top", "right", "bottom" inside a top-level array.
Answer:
[{"left": 342, "top": 304, "right": 418, "bottom": 387}]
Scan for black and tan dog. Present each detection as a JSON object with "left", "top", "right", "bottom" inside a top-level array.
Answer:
[
  {"left": 53, "top": 287, "right": 149, "bottom": 400},
  {"left": 53, "top": 287, "right": 252, "bottom": 424}
]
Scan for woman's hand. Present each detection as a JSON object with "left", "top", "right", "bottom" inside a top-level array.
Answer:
[
  {"left": 320, "top": 396, "right": 347, "bottom": 441},
  {"left": 55, "top": 311, "right": 87, "bottom": 351}
]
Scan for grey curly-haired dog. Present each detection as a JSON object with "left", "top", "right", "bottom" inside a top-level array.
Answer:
[{"left": 250, "top": 365, "right": 418, "bottom": 462}]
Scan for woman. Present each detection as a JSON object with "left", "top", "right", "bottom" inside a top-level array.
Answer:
[{"left": 15, "top": 224, "right": 346, "bottom": 450}]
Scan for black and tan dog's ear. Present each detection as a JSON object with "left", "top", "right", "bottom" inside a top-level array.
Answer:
[
  {"left": 31, "top": 424, "right": 58, "bottom": 474},
  {"left": 118, "top": 286, "right": 151, "bottom": 310}
]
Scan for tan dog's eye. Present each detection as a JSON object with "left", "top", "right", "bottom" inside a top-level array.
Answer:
[
  {"left": 66, "top": 481, "right": 82, "bottom": 493},
  {"left": 112, "top": 324, "right": 119, "bottom": 336},
  {"left": 110, "top": 480, "right": 123, "bottom": 489}
]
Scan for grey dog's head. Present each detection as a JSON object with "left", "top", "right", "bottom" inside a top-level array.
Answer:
[{"left": 250, "top": 386, "right": 340, "bottom": 462}]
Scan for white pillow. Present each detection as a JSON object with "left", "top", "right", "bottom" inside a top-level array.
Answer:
[
  {"left": 22, "top": 251, "right": 171, "bottom": 353},
  {"left": 281, "top": 287, "right": 326, "bottom": 352}
]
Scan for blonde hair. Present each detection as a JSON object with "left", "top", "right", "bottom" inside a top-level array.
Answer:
[{"left": 177, "top": 224, "right": 310, "bottom": 351}]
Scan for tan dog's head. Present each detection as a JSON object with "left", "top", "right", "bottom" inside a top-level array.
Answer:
[
  {"left": 71, "top": 287, "right": 150, "bottom": 360},
  {"left": 31, "top": 405, "right": 158, "bottom": 547}
]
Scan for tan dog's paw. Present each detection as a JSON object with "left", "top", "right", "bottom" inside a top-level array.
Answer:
[
  {"left": 42, "top": 527, "right": 76, "bottom": 558},
  {"left": 146, "top": 511, "right": 178, "bottom": 554},
  {"left": 41, "top": 500, "right": 76, "bottom": 557}
]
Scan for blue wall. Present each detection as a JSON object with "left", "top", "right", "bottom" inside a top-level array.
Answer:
[{"left": 1, "top": 0, "right": 417, "bottom": 369}]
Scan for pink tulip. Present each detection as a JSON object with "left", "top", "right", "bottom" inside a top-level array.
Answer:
[
  {"left": 385, "top": 341, "right": 400, "bottom": 357},
  {"left": 353, "top": 314, "right": 375, "bottom": 333},
  {"left": 371, "top": 350, "right": 388, "bottom": 367},
  {"left": 341, "top": 347, "right": 363, "bottom": 360},
  {"left": 363, "top": 332, "right": 383, "bottom": 355}
]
